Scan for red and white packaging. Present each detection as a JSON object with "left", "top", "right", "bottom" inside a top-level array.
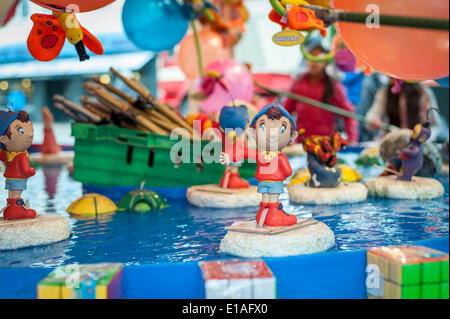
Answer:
[{"left": 200, "top": 260, "right": 276, "bottom": 299}]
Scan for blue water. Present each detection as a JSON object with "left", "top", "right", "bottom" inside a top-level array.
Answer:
[{"left": 0, "top": 154, "right": 448, "bottom": 268}]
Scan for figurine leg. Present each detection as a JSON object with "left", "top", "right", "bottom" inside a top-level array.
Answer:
[
  {"left": 3, "top": 184, "right": 36, "bottom": 220},
  {"left": 220, "top": 165, "right": 249, "bottom": 189},
  {"left": 265, "top": 202, "right": 297, "bottom": 227}
]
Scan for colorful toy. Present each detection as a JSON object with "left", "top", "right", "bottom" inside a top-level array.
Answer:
[
  {"left": 27, "top": 11, "right": 104, "bottom": 62},
  {"left": 289, "top": 164, "right": 362, "bottom": 186},
  {"left": 269, "top": 0, "right": 327, "bottom": 37},
  {"left": 333, "top": 0, "right": 449, "bottom": 81},
  {"left": 381, "top": 109, "right": 437, "bottom": 182},
  {"left": 38, "top": 263, "right": 123, "bottom": 299},
  {"left": 298, "top": 129, "right": 347, "bottom": 188},
  {"left": 0, "top": 0, "right": 19, "bottom": 27},
  {"left": 122, "top": 0, "right": 189, "bottom": 52},
  {"left": 221, "top": 101, "right": 298, "bottom": 227},
  {"left": 0, "top": 109, "right": 37, "bottom": 220},
  {"left": 118, "top": 185, "right": 168, "bottom": 212},
  {"left": 67, "top": 193, "right": 117, "bottom": 216},
  {"left": 367, "top": 246, "right": 449, "bottom": 299}
]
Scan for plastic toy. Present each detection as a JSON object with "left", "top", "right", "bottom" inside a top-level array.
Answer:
[
  {"left": 118, "top": 185, "right": 168, "bottom": 212},
  {"left": 38, "top": 263, "right": 123, "bottom": 299},
  {"left": 299, "top": 129, "right": 347, "bottom": 188},
  {"left": 221, "top": 101, "right": 298, "bottom": 227},
  {"left": 186, "top": 103, "right": 261, "bottom": 208},
  {"left": 27, "top": 11, "right": 104, "bottom": 62},
  {"left": 367, "top": 245, "right": 449, "bottom": 299},
  {"left": 0, "top": 109, "right": 37, "bottom": 220},
  {"left": 290, "top": 164, "right": 362, "bottom": 186},
  {"left": 67, "top": 193, "right": 117, "bottom": 216},
  {"left": 0, "top": 0, "right": 19, "bottom": 27},
  {"left": 288, "top": 128, "right": 368, "bottom": 205},
  {"left": 269, "top": 0, "right": 327, "bottom": 37},
  {"left": 333, "top": 0, "right": 449, "bottom": 81}
]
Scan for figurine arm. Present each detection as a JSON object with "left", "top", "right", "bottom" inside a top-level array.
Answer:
[
  {"left": 280, "top": 155, "right": 293, "bottom": 178},
  {"left": 19, "top": 154, "right": 36, "bottom": 178},
  {"left": 0, "top": 151, "right": 6, "bottom": 163},
  {"left": 399, "top": 146, "right": 419, "bottom": 158}
]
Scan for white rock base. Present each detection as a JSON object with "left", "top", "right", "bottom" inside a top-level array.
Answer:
[
  {"left": 366, "top": 175, "right": 445, "bottom": 200},
  {"left": 0, "top": 214, "right": 70, "bottom": 251},
  {"left": 187, "top": 185, "right": 261, "bottom": 208},
  {"left": 29, "top": 151, "right": 74, "bottom": 166},
  {"left": 219, "top": 220, "right": 335, "bottom": 258},
  {"left": 288, "top": 182, "right": 368, "bottom": 205}
]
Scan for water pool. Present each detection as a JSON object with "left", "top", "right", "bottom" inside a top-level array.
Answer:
[{"left": 0, "top": 154, "right": 448, "bottom": 268}]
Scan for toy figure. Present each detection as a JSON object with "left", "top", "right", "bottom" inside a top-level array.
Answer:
[
  {"left": 0, "top": 109, "right": 36, "bottom": 220},
  {"left": 41, "top": 107, "right": 62, "bottom": 155},
  {"left": 382, "top": 109, "right": 437, "bottom": 182},
  {"left": 298, "top": 129, "right": 348, "bottom": 187},
  {"left": 217, "top": 104, "right": 250, "bottom": 189},
  {"left": 27, "top": 11, "right": 104, "bottom": 62},
  {"left": 221, "top": 101, "right": 298, "bottom": 227}
]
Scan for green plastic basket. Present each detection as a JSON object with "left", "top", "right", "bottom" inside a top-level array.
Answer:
[{"left": 72, "top": 123, "right": 256, "bottom": 187}]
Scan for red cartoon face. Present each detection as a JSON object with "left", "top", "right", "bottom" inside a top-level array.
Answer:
[{"left": 30, "top": 0, "right": 116, "bottom": 13}]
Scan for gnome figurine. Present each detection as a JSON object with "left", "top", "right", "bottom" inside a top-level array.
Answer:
[{"left": 0, "top": 109, "right": 37, "bottom": 220}]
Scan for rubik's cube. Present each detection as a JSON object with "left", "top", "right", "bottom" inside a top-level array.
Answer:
[
  {"left": 38, "top": 263, "right": 123, "bottom": 299},
  {"left": 367, "top": 246, "right": 448, "bottom": 299}
]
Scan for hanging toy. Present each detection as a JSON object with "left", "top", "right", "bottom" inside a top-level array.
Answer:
[{"left": 27, "top": 11, "right": 104, "bottom": 62}]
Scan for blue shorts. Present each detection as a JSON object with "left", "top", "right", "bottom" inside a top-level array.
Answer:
[
  {"left": 5, "top": 179, "right": 27, "bottom": 191},
  {"left": 257, "top": 181, "right": 284, "bottom": 194}
]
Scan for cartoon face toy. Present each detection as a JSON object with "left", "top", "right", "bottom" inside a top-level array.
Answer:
[
  {"left": 0, "top": 112, "right": 34, "bottom": 152},
  {"left": 249, "top": 105, "right": 298, "bottom": 152},
  {"left": 30, "top": 0, "right": 116, "bottom": 13}
]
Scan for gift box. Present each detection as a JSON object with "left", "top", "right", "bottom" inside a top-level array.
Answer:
[
  {"left": 366, "top": 246, "right": 448, "bottom": 299},
  {"left": 200, "top": 260, "right": 276, "bottom": 299},
  {"left": 37, "top": 263, "right": 123, "bottom": 299}
]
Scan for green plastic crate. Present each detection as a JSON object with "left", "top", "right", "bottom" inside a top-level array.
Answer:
[{"left": 72, "top": 123, "right": 257, "bottom": 188}]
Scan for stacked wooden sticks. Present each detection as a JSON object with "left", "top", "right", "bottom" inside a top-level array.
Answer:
[{"left": 53, "top": 68, "right": 194, "bottom": 137}]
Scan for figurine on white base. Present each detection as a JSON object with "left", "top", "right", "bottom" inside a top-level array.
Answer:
[
  {"left": 366, "top": 109, "right": 444, "bottom": 200},
  {"left": 219, "top": 101, "right": 335, "bottom": 258},
  {"left": 187, "top": 104, "right": 261, "bottom": 208},
  {"left": 0, "top": 106, "right": 70, "bottom": 251},
  {"left": 288, "top": 129, "right": 368, "bottom": 205}
]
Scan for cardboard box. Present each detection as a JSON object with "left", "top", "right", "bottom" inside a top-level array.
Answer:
[
  {"left": 366, "top": 246, "right": 448, "bottom": 299},
  {"left": 38, "top": 263, "right": 123, "bottom": 299},
  {"left": 200, "top": 260, "right": 276, "bottom": 299}
]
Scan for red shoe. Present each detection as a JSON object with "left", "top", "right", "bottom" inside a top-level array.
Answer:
[
  {"left": 256, "top": 202, "right": 269, "bottom": 225},
  {"left": 220, "top": 172, "right": 250, "bottom": 189},
  {"left": 264, "top": 202, "right": 297, "bottom": 227},
  {"left": 3, "top": 198, "right": 37, "bottom": 220}
]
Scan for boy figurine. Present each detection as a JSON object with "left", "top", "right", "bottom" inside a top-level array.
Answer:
[
  {"left": 221, "top": 102, "right": 298, "bottom": 227},
  {"left": 0, "top": 109, "right": 36, "bottom": 220}
]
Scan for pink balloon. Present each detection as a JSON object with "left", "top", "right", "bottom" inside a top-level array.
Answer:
[{"left": 200, "top": 60, "right": 254, "bottom": 114}]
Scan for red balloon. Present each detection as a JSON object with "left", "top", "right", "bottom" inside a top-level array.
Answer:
[
  {"left": 332, "top": 0, "right": 449, "bottom": 81},
  {"left": 31, "top": 0, "right": 116, "bottom": 13}
]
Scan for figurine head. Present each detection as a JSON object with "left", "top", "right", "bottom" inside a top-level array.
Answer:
[
  {"left": 219, "top": 104, "right": 249, "bottom": 133},
  {"left": 0, "top": 111, "right": 34, "bottom": 152},
  {"left": 410, "top": 108, "right": 437, "bottom": 145},
  {"left": 249, "top": 103, "right": 298, "bottom": 151}
]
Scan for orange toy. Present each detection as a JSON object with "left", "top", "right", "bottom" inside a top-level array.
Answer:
[
  {"left": 30, "top": 0, "right": 115, "bottom": 13},
  {"left": 269, "top": 3, "right": 327, "bottom": 37},
  {"left": 27, "top": 12, "right": 104, "bottom": 62}
]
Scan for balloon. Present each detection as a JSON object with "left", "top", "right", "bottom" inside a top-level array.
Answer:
[
  {"left": 31, "top": 0, "right": 116, "bottom": 13},
  {"left": 200, "top": 60, "right": 254, "bottom": 114},
  {"left": 122, "top": 0, "right": 189, "bottom": 52},
  {"left": 6, "top": 91, "right": 27, "bottom": 111},
  {"left": 436, "top": 77, "right": 449, "bottom": 88},
  {"left": 332, "top": 0, "right": 449, "bottom": 81},
  {"left": 178, "top": 30, "right": 230, "bottom": 79}
]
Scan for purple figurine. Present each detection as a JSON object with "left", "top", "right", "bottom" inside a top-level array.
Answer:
[{"left": 397, "top": 108, "right": 437, "bottom": 181}]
